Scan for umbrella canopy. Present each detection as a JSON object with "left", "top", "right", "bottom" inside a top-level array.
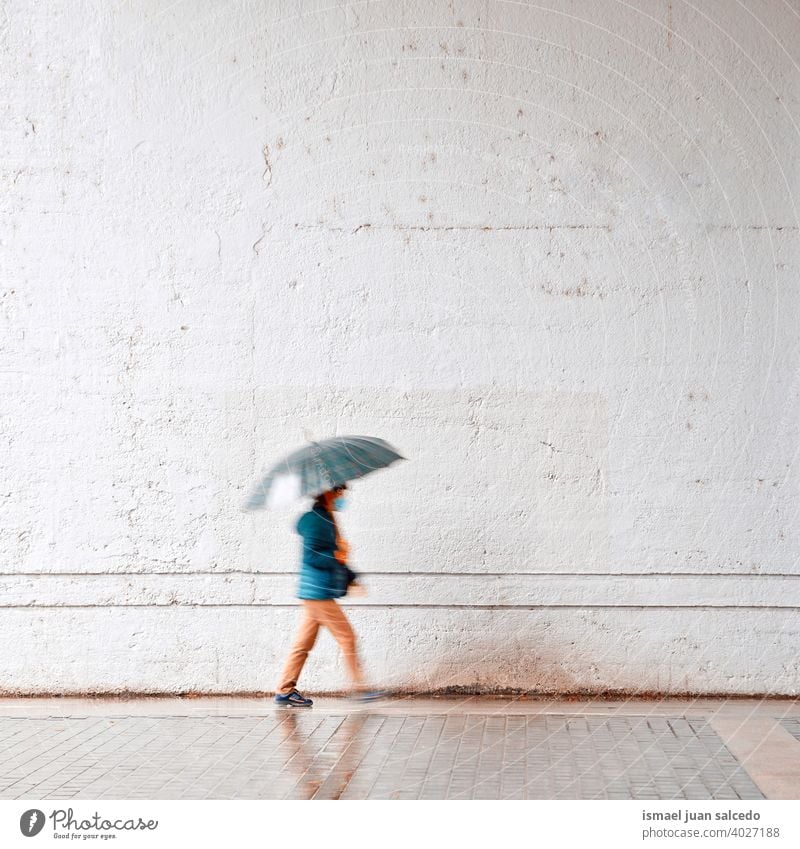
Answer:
[{"left": 242, "top": 435, "right": 405, "bottom": 511}]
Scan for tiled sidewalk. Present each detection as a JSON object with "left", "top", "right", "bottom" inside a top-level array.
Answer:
[{"left": 0, "top": 697, "right": 797, "bottom": 800}]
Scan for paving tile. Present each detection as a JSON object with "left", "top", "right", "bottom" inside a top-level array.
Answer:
[{"left": 0, "top": 705, "right": 780, "bottom": 800}]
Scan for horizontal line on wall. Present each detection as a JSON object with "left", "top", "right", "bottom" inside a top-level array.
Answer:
[
  {"left": 4, "top": 572, "right": 791, "bottom": 608},
  {"left": 2, "top": 571, "right": 797, "bottom": 578},
  {"left": 0, "top": 603, "right": 797, "bottom": 610},
  {"left": 291, "top": 223, "right": 613, "bottom": 232}
]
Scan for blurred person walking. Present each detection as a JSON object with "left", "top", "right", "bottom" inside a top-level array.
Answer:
[
  {"left": 273, "top": 484, "right": 381, "bottom": 706},
  {"left": 241, "top": 435, "right": 405, "bottom": 707}
]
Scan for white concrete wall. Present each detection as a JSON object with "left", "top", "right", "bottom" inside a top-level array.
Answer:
[{"left": 1, "top": 0, "right": 798, "bottom": 695}]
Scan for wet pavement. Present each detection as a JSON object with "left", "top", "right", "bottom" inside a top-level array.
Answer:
[{"left": 0, "top": 696, "right": 798, "bottom": 800}]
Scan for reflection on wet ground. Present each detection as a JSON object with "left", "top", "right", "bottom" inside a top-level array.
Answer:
[{"left": 1, "top": 698, "right": 791, "bottom": 798}]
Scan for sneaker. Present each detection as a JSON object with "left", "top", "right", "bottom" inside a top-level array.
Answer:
[
  {"left": 274, "top": 689, "right": 313, "bottom": 707},
  {"left": 352, "top": 690, "right": 388, "bottom": 703}
]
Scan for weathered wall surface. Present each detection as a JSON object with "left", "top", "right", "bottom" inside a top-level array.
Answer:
[{"left": 1, "top": 0, "right": 798, "bottom": 694}]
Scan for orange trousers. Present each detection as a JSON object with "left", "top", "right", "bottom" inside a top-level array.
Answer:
[{"left": 276, "top": 599, "right": 365, "bottom": 695}]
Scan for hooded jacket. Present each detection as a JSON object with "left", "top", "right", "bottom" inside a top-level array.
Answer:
[{"left": 296, "top": 504, "right": 358, "bottom": 600}]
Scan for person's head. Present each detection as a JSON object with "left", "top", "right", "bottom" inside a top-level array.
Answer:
[{"left": 314, "top": 483, "right": 348, "bottom": 512}]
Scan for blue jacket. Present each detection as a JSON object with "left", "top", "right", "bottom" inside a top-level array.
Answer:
[{"left": 296, "top": 505, "right": 358, "bottom": 600}]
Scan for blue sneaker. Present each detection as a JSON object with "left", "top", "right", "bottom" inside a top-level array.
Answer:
[
  {"left": 352, "top": 690, "right": 388, "bottom": 703},
  {"left": 274, "top": 689, "right": 313, "bottom": 707}
]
